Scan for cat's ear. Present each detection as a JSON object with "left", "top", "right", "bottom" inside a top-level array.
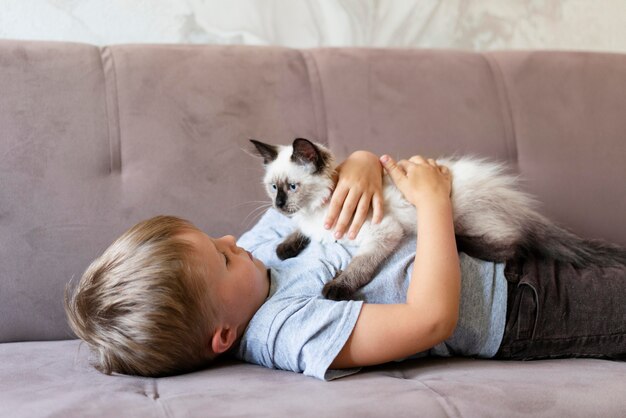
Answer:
[
  {"left": 250, "top": 139, "right": 278, "bottom": 165},
  {"left": 291, "top": 138, "right": 327, "bottom": 171}
]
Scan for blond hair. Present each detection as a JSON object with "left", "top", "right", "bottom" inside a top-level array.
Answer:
[{"left": 65, "top": 215, "right": 216, "bottom": 377}]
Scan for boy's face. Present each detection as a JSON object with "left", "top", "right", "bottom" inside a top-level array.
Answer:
[{"left": 178, "top": 229, "right": 270, "bottom": 343}]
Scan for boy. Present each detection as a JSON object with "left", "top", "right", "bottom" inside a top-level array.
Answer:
[{"left": 65, "top": 153, "right": 626, "bottom": 380}]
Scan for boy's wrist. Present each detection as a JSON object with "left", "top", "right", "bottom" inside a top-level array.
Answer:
[
  {"left": 349, "top": 150, "right": 378, "bottom": 161},
  {"left": 414, "top": 193, "right": 452, "bottom": 212},
  {"left": 415, "top": 197, "right": 454, "bottom": 230},
  {"left": 338, "top": 151, "right": 382, "bottom": 178},
  {"left": 347, "top": 151, "right": 382, "bottom": 170}
]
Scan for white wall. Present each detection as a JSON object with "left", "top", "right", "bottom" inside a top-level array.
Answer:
[{"left": 1, "top": 0, "right": 625, "bottom": 52}]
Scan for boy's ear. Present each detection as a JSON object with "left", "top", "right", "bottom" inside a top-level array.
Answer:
[{"left": 211, "top": 326, "right": 237, "bottom": 354}]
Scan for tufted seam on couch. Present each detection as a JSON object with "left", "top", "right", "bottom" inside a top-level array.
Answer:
[
  {"left": 299, "top": 49, "right": 329, "bottom": 146},
  {"left": 482, "top": 53, "right": 518, "bottom": 166},
  {"left": 138, "top": 378, "right": 173, "bottom": 418},
  {"left": 99, "top": 46, "right": 122, "bottom": 173},
  {"left": 415, "top": 379, "right": 460, "bottom": 418}
]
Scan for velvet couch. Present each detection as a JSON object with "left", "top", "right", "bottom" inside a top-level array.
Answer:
[{"left": 1, "top": 40, "right": 625, "bottom": 417}]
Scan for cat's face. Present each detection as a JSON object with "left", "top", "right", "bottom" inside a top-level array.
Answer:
[{"left": 250, "top": 138, "right": 335, "bottom": 216}]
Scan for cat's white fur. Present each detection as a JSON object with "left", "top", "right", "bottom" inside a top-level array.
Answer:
[
  {"left": 253, "top": 138, "right": 626, "bottom": 300},
  {"left": 265, "top": 145, "right": 530, "bottom": 253}
]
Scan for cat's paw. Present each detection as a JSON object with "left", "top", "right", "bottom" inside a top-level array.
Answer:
[
  {"left": 322, "top": 272, "right": 355, "bottom": 301},
  {"left": 276, "top": 241, "right": 302, "bottom": 260}
]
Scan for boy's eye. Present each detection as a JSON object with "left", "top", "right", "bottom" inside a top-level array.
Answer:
[{"left": 289, "top": 183, "right": 298, "bottom": 191}]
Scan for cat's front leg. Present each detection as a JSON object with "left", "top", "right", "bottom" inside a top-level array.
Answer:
[
  {"left": 323, "top": 225, "right": 403, "bottom": 300},
  {"left": 322, "top": 254, "right": 380, "bottom": 301},
  {"left": 276, "top": 230, "right": 311, "bottom": 260}
]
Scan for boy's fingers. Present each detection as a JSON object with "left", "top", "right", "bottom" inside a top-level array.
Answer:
[
  {"left": 371, "top": 193, "right": 384, "bottom": 224},
  {"left": 347, "top": 195, "right": 371, "bottom": 239},
  {"left": 409, "top": 155, "right": 426, "bottom": 165},
  {"left": 324, "top": 185, "right": 348, "bottom": 229},
  {"left": 380, "top": 155, "right": 406, "bottom": 182},
  {"left": 333, "top": 189, "right": 359, "bottom": 238}
]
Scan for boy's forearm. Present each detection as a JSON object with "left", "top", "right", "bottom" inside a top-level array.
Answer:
[
  {"left": 407, "top": 197, "right": 460, "bottom": 336},
  {"left": 331, "top": 198, "right": 461, "bottom": 369}
]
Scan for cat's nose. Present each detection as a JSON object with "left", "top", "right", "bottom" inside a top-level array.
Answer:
[
  {"left": 276, "top": 195, "right": 286, "bottom": 208},
  {"left": 275, "top": 188, "right": 287, "bottom": 208}
]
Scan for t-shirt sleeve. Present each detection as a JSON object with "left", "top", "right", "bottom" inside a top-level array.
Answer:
[
  {"left": 273, "top": 297, "right": 363, "bottom": 380},
  {"left": 238, "top": 287, "right": 364, "bottom": 381}
]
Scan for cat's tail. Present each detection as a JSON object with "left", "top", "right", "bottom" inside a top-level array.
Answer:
[{"left": 521, "top": 213, "right": 626, "bottom": 267}]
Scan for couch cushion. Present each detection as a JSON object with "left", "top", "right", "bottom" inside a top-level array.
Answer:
[
  {"left": 0, "top": 40, "right": 111, "bottom": 343},
  {"left": 1, "top": 42, "right": 624, "bottom": 345},
  {"left": 310, "top": 48, "right": 516, "bottom": 162},
  {"left": 490, "top": 51, "right": 626, "bottom": 245},
  {"left": 0, "top": 42, "right": 320, "bottom": 342},
  {"left": 1, "top": 340, "right": 626, "bottom": 417}
]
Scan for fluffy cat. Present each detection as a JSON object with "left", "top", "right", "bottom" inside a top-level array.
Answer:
[{"left": 250, "top": 138, "right": 626, "bottom": 300}]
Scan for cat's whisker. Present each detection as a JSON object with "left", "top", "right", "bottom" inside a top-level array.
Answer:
[
  {"left": 242, "top": 205, "right": 271, "bottom": 220},
  {"left": 232, "top": 200, "right": 272, "bottom": 209},
  {"left": 242, "top": 201, "right": 271, "bottom": 212},
  {"left": 242, "top": 203, "right": 273, "bottom": 228},
  {"left": 242, "top": 211, "right": 270, "bottom": 230}
]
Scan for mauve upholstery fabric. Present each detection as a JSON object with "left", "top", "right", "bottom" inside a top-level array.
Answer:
[
  {"left": 1, "top": 40, "right": 625, "bottom": 417},
  {"left": 2, "top": 340, "right": 626, "bottom": 418}
]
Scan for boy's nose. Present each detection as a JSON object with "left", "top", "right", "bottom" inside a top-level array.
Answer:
[{"left": 221, "top": 235, "right": 237, "bottom": 245}]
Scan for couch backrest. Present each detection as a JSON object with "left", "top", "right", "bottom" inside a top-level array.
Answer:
[{"left": 1, "top": 41, "right": 624, "bottom": 342}]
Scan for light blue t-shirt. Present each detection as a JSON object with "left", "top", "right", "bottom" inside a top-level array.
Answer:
[{"left": 236, "top": 209, "right": 507, "bottom": 381}]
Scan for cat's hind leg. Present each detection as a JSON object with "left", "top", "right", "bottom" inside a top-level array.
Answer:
[
  {"left": 455, "top": 234, "right": 516, "bottom": 262},
  {"left": 276, "top": 230, "right": 311, "bottom": 260}
]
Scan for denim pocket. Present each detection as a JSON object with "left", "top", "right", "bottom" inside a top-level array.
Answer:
[{"left": 515, "top": 281, "right": 538, "bottom": 340}]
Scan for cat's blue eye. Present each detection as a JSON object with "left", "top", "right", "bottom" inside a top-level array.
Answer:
[
  {"left": 271, "top": 184, "right": 277, "bottom": 191},
  {"left": 289, "top": 183, "right": 298, "bottom": 191}
]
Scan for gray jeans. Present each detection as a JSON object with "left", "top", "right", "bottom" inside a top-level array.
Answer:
[{"left": 495, "top": 256, "right": 626, "bottom": 360}]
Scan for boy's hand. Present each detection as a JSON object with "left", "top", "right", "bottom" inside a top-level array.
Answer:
[
  {"left": 380, "top": 155, "right": 451, "bottom": 208},
  {"left": 324, "top": 151, "right": 384, "bottom": 240}
]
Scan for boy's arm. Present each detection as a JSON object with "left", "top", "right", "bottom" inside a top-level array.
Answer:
[{"left": 331, "top": 155, "right": 460, "bottom": 368}]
